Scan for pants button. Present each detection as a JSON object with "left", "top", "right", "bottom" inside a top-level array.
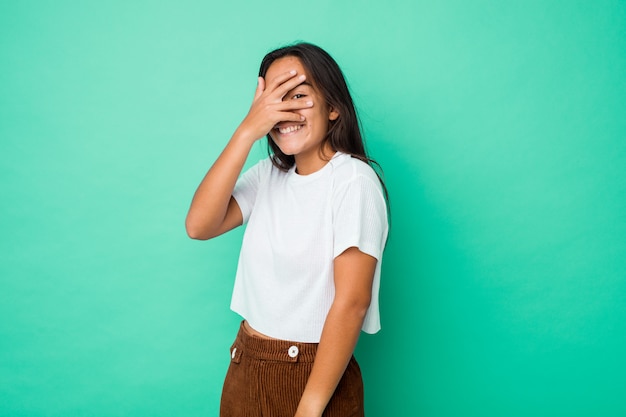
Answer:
[{"left": 288, "top": 345, "right": 299, "bottom": 358}]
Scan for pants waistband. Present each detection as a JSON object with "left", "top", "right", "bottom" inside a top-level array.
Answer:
[{"left": 230, "top": 321, "right": 318, "bottom": 363}]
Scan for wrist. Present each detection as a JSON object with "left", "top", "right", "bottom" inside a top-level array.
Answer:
[
  {"left": 294, "top": 394, "right": 324, "bottom": 417},
  {"left": 231, "top": 130, "right": 256, "bottom": 147},
  {"left": 294, "top": 409, "right": 322, "bottom": 417},
  {"left": 232, "top": 123, "right": 266, "bottom": 145}
]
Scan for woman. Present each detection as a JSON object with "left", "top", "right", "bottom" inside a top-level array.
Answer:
[{"left": 186, "top": 42, "right": 388, "bottom": 417}]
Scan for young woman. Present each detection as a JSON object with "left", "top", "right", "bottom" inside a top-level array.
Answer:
[{"left": 186, "top": 42, "right": 388, "bottom": 417}]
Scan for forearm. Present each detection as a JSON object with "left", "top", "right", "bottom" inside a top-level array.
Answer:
[
  {"left": 186, "top": 70, "right": 313, "bottom": 240},
  {"left": 295, "top": 302, "right": 368, "bottom": 417},
  {"left": 185, "top": 129, "right": 255, "bottom": 239}
]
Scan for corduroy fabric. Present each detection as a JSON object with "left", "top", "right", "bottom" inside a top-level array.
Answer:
[{"left": 220, "top": 321, "right": 365, "bottom": 417}]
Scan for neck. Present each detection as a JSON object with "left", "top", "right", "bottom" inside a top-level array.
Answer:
[{"left": 294, "top": 143, "right": 336, "bottom": 175}]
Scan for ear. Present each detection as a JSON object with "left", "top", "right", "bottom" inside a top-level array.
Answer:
[{"left": 328, "top": 108, "right": 340, "bottom": 121}]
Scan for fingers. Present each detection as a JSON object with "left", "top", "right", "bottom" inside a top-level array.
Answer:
[
  {"left": 265, "top": 71, "right": 307, "bottom": 99},
  {"left": 278, "top": 98, "right": 313, "bottom": 111},
  {"left": 273, "top": 74, "right": 307, "bottom": 99},
  {"left": 272, "top": 96, "right": 313, "bottom": 124},
  {"left": 277, "top": 100, "right": 314, "bottom": 121},
  {"left": 240, "top": 71, "right": 311, "bottom": 140},
  {"left": 265, "top": 69, "right": 298, "bottom": 92},
  {"left": 276, "top": 111, "right": 306, "bottom": 123},
  {"left": 253, "top": 77, "right": 265, "bottom": 101}
]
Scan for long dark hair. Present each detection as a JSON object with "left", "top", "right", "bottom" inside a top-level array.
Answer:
[{"left": 258, "top": 42, "right": 389, "bottom": 202}]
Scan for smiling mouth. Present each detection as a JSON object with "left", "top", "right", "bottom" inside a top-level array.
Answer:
[{"left": 275, "top": 124, "right": 303, "bottom": 134}]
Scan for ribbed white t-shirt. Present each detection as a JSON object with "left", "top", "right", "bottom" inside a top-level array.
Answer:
[{"left": 231, "top": 152, "right": 388, "bottom": 342}]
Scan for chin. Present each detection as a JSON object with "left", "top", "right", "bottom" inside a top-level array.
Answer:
[
  {"left": 275, "top": 146, "right": 299, "bottom": 156},
  {"left": 270, "top": 139, "right": 299, "bottom": 157}
]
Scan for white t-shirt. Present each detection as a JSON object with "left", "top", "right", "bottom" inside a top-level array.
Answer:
[{"left": 231, "top": 152, "right": 388, "bottom": 342}]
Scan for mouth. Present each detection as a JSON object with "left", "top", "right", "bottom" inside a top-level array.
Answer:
[{"left": 274, "top": 124, "right": 304, "bottom": 135}]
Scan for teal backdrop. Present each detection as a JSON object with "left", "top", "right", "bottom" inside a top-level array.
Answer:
[{"left": 1, "top": 1, "right": 625, "bottom": 416}]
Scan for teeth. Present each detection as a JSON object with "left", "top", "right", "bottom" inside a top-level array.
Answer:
[{"left": 278, "top": 125, "right": 302, "bottom": 134}]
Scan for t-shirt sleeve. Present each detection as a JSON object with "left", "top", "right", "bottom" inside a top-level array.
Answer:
[
  {"left": 332, "top": 175, "right": 388, "bottom": 260},
  {"left": 232, "top": 159, "right": 267, "bottom": 224}
]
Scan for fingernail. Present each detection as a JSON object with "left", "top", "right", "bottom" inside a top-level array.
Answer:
[
  {"left": 300, "top": 115, "right": 305, "bottom": 121},
  {"left": 290, "top": 70, "right": 297, "bottom": 75},
  {"left": 306, "top": 101, "right": 313, "bottom": 106},
  {"left": 299, "top": 74, "right": 306, "bottom": 80}
]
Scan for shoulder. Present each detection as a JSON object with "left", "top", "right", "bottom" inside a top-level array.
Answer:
[
  {"left": 330, "top": 152, "right": 383, "bottom": 189},
  {"left": 251, "top": 156, "right": 276, "bottom": 173},
  {"left": 242, "top": 156, "right": 280, "bottom": 180}
]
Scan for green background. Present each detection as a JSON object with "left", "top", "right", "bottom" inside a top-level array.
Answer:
[{"left": 2, "top": 1, "right": 625, "bottom": 416}]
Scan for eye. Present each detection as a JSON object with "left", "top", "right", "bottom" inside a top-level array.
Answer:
[{"left": 292, "top": 93, "right": 306, "bottom": 100}]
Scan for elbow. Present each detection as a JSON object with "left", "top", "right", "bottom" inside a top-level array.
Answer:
[
  {"left": 336, "top": 296, "right": 371, "bottom": 321},
  {"left": 353, "top": 300, "right": 371, "bottom": 321},
  {"left": 186, "top": 230, "right": 210, "bottom": 240},
  {"left": 186, "top": 228, "right": 209, "bottom": 241},
  {"left": 185, "top": 219, "right": 213, "bottom": 240}
]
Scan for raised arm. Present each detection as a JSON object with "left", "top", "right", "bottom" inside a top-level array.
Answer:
[{"left": 185, "top": 69, "right": 313, "bottom": 240}]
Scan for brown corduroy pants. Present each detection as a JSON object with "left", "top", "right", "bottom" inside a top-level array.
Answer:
[{"left": 220, "top": 321, "right": 365, "bottom": 417}]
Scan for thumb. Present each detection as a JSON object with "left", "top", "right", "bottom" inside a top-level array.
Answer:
[{"left": 253, "top": 76, "right": 265, "bottom": 100}]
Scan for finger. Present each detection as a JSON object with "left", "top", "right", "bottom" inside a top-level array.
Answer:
[
  {"left": 253, "top": 77, "right": 265, "bottom": 101},
  {"left": 275, "top": 99, "right": 314, "bottom": 111},
  {"left": 265, "top": 69, "right": 299, "bottom": 92},
  {"left": 276, "top": 111, "right": 306, "bottom": 123},
  {"left": 271, "top": 74, "right": 307, "bottom": 100}
]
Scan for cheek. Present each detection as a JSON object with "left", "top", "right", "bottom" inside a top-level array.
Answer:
[{"left": 304, "top": 105, "right": 326, "bottom": 122}]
